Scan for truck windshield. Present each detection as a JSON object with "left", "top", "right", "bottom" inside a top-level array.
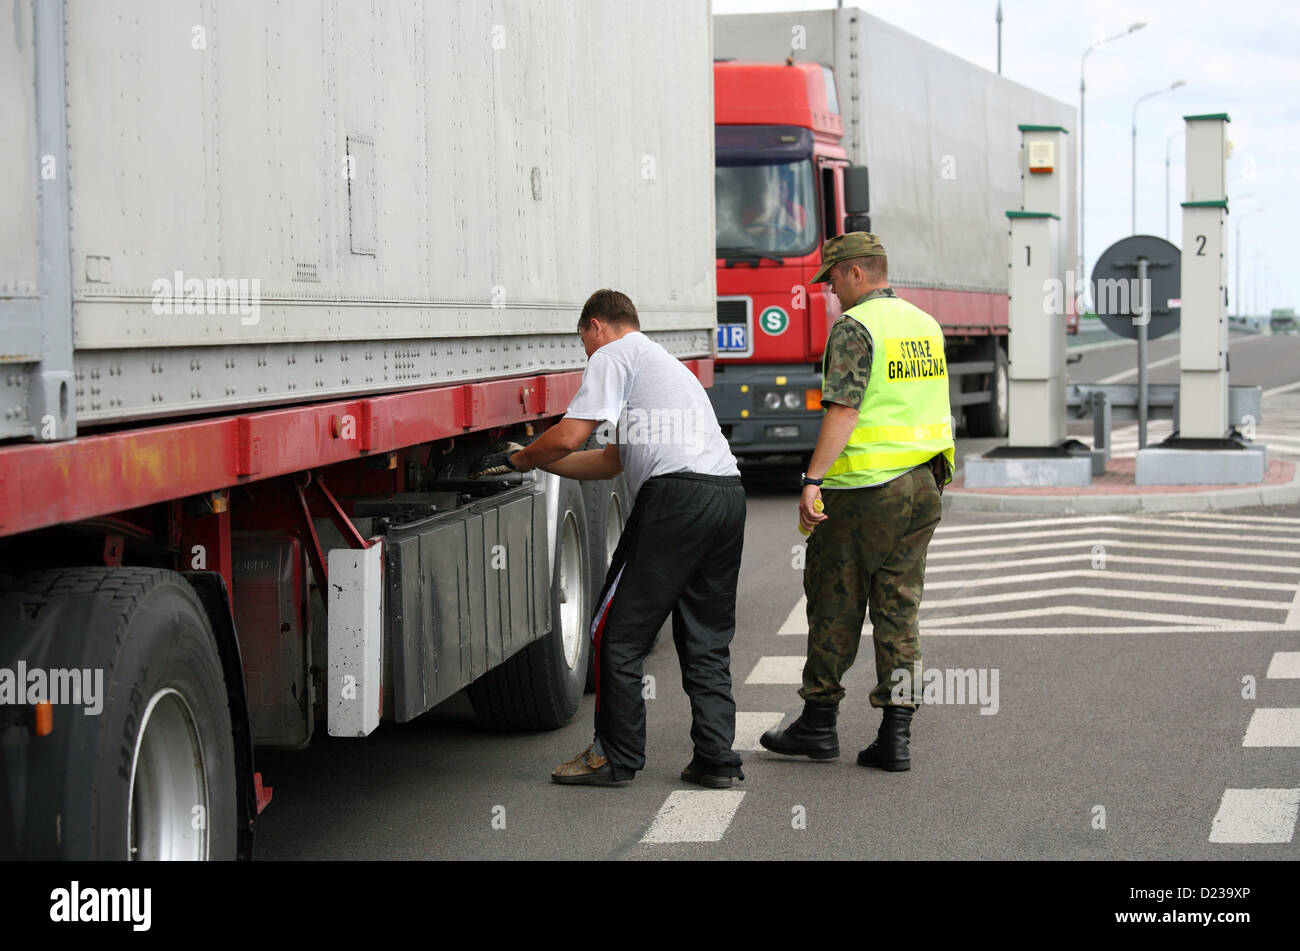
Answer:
[{"left": 716, "top": 159, "right": 819, "bottom": 258}]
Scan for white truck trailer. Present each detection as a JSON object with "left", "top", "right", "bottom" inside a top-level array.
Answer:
[
  {"left": 712, "top": 7, "right": 1077, "bottom": 439},
  {"left": 0, "top": 0, "right": 716, "bottom": 859}
]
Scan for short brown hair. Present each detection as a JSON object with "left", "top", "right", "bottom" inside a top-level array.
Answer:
[
  {"left": 835, "top": 255, "right": 888, "bottom": 282},
  {"left": 579, "top": 289, "right": 640, "bottom": 331}
]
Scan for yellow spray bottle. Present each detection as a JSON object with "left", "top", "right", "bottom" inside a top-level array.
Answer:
[{"left": 798, "top": 498, "right": 824, "bottom": 536}]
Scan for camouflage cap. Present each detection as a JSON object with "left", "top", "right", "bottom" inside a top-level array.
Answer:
[{"left": 810, "top": 232, "right": 887, "bottom": 284}]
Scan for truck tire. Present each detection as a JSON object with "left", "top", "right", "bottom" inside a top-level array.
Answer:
[
  {"left": 583, "top": 471, "right": 630, "bottom": 692},
  {"left": 13, "top": 567, "right": 237, "bottom": 860},
  {"left": 965, "top": 340, "right": 1009, "bottom": 438},
  {"left": 468, "top": 478, "right": 593, "bottom": 730}
]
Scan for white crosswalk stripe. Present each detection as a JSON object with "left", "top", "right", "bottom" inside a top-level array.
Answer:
[
  {"left": 732, "top": 712, "right": 785, "bottom": 750},
  {"left": 745, "top": 656, "right": 804, "bottom": 684},
  {"left": 1265, "top": 652, "right": 1300, "bottom": 678},
  {"left": 774, "top": 512, "right": 1300, "bottom": 637},
  {"left": 640, "top": 791, "right": 746, "bottom": 843},
  {"left": 1209, "top": 789, "right": 1300, "bottom": 843},
  {"left": 919, "top": 512, "right": 1300, "bottom": 635},
  {"left": 1242, "top": 709, "right": 1300, "bottom": 747}
]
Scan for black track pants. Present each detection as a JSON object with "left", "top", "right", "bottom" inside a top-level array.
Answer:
[{"left": 591, "top": 472, "right": 746, "bottom": 779}]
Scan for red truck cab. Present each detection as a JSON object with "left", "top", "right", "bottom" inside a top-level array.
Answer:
[{"left": 711, "top": 60, "right": 863, "bottom": 458}]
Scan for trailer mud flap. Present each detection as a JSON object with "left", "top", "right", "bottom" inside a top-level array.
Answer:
[{"left": 382, "top": 482, "right": 549, "bottom": 722}]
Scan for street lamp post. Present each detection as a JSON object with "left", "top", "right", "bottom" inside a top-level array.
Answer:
[
  {"left": 1079, "top": 22, "right": 1145, "bottom": 298},
  {"left": 1165, "top": 129, "right": 1184, "bottom": 240},
  {"left": 1235, "top": 204, "right": 1261, "bottom": 322},
  {"left": 996, "top": 1, "right": 1003, "bottom": 74},
  {"left": 1132, "top": 80, "right": 1186, "bottom": 234}
]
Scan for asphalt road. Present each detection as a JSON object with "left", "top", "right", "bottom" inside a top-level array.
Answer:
[
  {"left": 252, "top": 330, "right": 1300, "bottom": 861},
  {"left": 252, "top": 493, "right": 1300, "bottom": 860}
]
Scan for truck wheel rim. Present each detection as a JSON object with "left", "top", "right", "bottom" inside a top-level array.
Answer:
[
  {"left": 605, "top": 493, "right": 623, "bottom": 569},
  {"left": 559, "top": 511, "right": 584, "bottom": 670},
  {"left": 127, "top": 687, "right": 208, "bottom": 860}
]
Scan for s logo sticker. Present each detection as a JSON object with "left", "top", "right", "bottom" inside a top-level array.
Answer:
[{"left": 758, "top": 306, "right": 789, "bottom": 336}]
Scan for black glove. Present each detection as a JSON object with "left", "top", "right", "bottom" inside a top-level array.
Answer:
[{"left": 469, "top": 442, "right": 526, "bottom": 479}]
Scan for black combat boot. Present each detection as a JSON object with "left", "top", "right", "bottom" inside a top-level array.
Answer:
[
  {"left": 759, "top": 702, "right": 839, "bottom": 760},
  {"left": 857, "top": 706, "right": 913, "bottom": 771}
]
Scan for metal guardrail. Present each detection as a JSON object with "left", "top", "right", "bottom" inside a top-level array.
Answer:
[{"left": 1065, "top": 383, "right": 1263, "bottom": 464}]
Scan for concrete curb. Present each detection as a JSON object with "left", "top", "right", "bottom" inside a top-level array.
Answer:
[{"left": 943, "top": 469, "right": 1300, "bottom": 514}]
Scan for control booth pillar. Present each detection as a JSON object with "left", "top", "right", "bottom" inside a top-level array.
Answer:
[
  {"left": 1135, "top": 112, "right": 1265, "bottom": 486},
  {"left": 1179, "top": 114, "right": 1231, "bottom": 438},
  {"left": 966, "top": 124, "right": 1092, "bottom": 489}
]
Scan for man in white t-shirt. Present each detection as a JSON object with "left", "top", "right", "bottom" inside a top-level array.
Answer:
[{"left": 470, "top": 289, "right": 746, "bottom": 788}]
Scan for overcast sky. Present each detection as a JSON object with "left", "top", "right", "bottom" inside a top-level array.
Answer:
[{"left": 713, "top": 0, "right": 1299, "bottom": 315}]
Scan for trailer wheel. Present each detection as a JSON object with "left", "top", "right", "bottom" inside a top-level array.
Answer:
[
  {"left": 15, "top": 568, "right": 237, "bottom": 860},
  {"left": 966, "top": 340, "right": 1009, "bottom": 438},
  {"left": 583, "top": 472, "right": 630, "bottom": 692},
  {"left": 469, "top": 479, "right": 592, "bottom": 730}
]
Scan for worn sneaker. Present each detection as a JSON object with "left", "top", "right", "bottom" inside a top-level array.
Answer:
[{"left": 551, "top": 745, "right": 631, "bottom": 786}]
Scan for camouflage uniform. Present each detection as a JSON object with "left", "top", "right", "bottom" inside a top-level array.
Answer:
[{"left": 800, "top": 290, "right": 945, "bottom": 709}]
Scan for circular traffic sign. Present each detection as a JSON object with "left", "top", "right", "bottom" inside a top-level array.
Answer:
[
  {"left": 1091, "top": 235, "right": 1181, "bottom": 340},
  {"left": 758, "top": 305, "right": 789, "bottom": 336}
]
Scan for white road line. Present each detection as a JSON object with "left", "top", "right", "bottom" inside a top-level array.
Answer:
[
  {"left": 1098, "top": 353, "right": 1182, "bottom": 384},
  {"left": 1209, "top": 789, "right": 1300, "bottom": 843},
  {"left": 925, "top": 569, "right": 1298, "bottom": 593},
  {"left": 1263, "top": 379, "right": 1300, "bottom": 397},
  {"left": 934, "top": 514, "right": 1300, "bottom": 538},
  {"left": 927, "top": 553, "right": 1300, "bottom": 576},
  {"left": 925, "top": 625, "right": 1282, "bottom": 635},
  {"left": 919, "top": 587, "right": 1289, "bottom": 613},
  {"left": 927, "top": 538, "right": 1300, "bottom": 562},
  {"left": 640, "top": 790, "right": 746, "bottom": 844},
  {"left": 941, "top": 517, "right": 1300, "bottom": 537},
  {"left": 935, "top": 515, "right": 1127, "bottom": 534},
  {"left": 922, "top": 605, "right": 1271, "bottom": 629},
  {"left": 733, "top": 712, "right": 785, "bottom": 750},
  {"left": 1124, "top": 517, "right": 1300, "bottom": 535},
  {"left": 1242, "top": 709, "right": 1300, "bottom": 747},
  {"left": 777, "top": 598, "right": 806, "bottom": 635},
  {"left": 1265, "top": 652, "right": 1300, "bottom": 679},
  {"left": 745, "top": 656, "right": 806, "bottom": 684},
  {"left": 930, "top": 526, "right": 1300, "bottom": 549},
  {"left": 1288, "top": 579, "right": 1300, "bottom": 631},
  {"left": 1176, "top": 511, "right": 1300, "bottom": 526}
]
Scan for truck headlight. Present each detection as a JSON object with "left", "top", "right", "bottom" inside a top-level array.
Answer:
[
  {"left": 783, "top": 392, "right": 802, "bottom": 410},
  {"left": 762, "top": 392, "right": 782, "bottom": 411}
]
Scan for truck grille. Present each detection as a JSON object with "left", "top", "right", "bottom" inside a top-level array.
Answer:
[{"left": 717, "top": 299, "right": 747, "bottom": 325}]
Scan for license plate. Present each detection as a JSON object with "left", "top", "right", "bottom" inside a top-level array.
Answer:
[{"left": 717, "top": 324, "right": 747, "bottom": 352}]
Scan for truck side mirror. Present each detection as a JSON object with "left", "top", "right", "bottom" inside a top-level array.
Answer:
[
  {"left": 844, "top": 165, "right": 869, "bottom": 214},
  {"left": 844, "top": 214, "right": 871, "bottom": 233}
]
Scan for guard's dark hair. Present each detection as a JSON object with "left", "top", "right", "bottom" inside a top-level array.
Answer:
[
  {"left": 836, "top": 255, "right": 888, "bottom": 282},
  {"left": 579, "top": 289, "right": 640, "bottom": 331}
]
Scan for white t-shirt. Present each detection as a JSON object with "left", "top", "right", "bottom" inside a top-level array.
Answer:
[{"left": 564, "top": 331, "right": 739, "bottom": 498}]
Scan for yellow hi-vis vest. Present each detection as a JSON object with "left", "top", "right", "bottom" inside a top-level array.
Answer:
[{"left": 822, "top": 292, "right": 956, "bottom": 488}]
